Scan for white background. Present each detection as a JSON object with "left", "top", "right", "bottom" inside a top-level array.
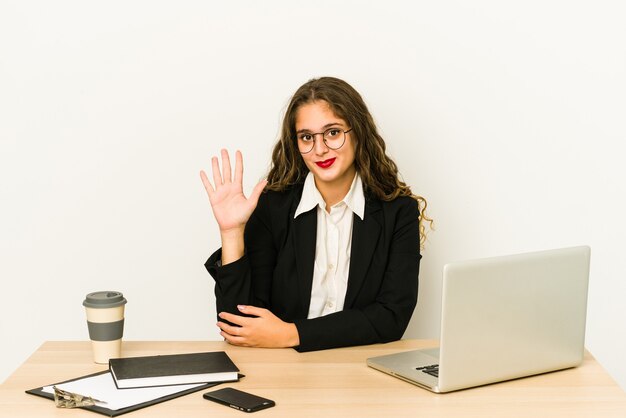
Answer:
[{"left": 1, "top": 1, "right": 625, "bottom": 390}]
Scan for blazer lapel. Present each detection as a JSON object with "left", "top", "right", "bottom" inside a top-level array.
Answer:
[
  {"left": 344, "top": 199, "right": 382, "bottom": 308},
  {"left": 292, "top": 208, "right": 317, "bottom": 316}
]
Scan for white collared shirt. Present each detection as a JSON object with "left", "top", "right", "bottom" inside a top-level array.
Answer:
[{"left": 294, "top": 172, "right": 366, "bottom": 319}]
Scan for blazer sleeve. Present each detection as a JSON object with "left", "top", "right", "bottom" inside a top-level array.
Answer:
[
  {"left": 293, "top": 197, "right": 421, "bottom": 352},
  {"left": 204, "top": 192, "right": 277, "bottom": 318}
]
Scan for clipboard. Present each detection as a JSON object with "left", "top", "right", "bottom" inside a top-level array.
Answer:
[{"left": 26, "top": 370, "right": 240, "bottom": 416}]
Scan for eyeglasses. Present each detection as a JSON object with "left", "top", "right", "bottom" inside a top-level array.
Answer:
[{"left": 296, "top": 127, "right": 352, "bottom": 154}]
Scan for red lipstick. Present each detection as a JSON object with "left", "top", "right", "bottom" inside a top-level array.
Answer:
[{"left": 315, "top": 158, "right": 336, "bottom": 169}]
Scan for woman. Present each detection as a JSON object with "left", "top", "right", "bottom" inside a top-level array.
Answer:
[{"left": 200, "top": 77, "right": 430, "bottom": 352}]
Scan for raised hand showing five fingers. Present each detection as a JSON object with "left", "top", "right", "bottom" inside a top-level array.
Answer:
[{"left": 200, "top": 149, "right": 267, "bottom": 235}]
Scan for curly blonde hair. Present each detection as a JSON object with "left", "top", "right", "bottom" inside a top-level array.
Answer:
[{"left": 267, "top": 77, "right": 432, "bottom": 248}]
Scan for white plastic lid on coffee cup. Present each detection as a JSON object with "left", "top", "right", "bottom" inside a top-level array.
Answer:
[{"left": 83, "top": 291, "right": 127, "bottom": 309}]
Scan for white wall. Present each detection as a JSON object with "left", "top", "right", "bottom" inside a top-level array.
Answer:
[{"left": 1, "top": 0, "right": 625, "bottom": 389}]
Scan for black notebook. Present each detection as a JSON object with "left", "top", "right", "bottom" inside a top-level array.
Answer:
[{"left": 109, "top": 351, "right": 239, "bottom": 389}]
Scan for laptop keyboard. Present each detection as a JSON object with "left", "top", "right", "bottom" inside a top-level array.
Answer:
[{"left": 416, "top": 364, "right": 439, "bottom": 378}]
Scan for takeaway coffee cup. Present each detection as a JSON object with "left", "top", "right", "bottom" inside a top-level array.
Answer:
[{"left": 83, "top": 291, "right": 127, "bottom": 364}]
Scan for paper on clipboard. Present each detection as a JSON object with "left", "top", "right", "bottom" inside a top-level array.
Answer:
[
  {"left": 40, "top": 372, "right": 208, "bottom": 411},
  {"left": 27, "top": 369, "right": 241, "bottom": 416}
]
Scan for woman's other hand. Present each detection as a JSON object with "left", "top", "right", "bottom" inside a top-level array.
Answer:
[{"left": 217, "top": 305, "right": 300, "bottom": 348}]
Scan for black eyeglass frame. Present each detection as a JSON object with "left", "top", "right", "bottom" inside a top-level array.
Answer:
[{"left": 296, "top": 128, "right": 353, "bottom": 154}]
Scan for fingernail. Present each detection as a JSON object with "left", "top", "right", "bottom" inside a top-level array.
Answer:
[{"left": 237, "top": 305, "right": 246, "bottom": 311}]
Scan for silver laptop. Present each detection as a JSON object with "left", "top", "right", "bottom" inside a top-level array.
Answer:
[{"left": 367, "top": 246, "right": 591, "bottom": 393}]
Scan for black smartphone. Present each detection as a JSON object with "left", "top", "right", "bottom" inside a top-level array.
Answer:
[{"left": 203, "top": 387, "right": 275, "bottom": 413}]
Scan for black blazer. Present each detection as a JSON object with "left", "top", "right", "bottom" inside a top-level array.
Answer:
[{"left": 205, "top": 184, "right": 421, "bottom": 352}]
